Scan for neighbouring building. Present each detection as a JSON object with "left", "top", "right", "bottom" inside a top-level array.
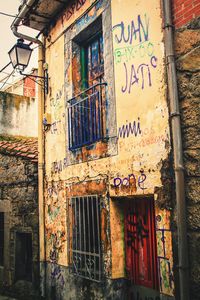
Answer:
[
  {"left": 12, "top": 0, "right": 200, "bottom": 299},
  {"left": 3, "top": 68, "right": 38, "bottom": 98},
  {"left": 0, "top": 91, "right": 38, "bottom": 138},
  {"left": 0, "top": 136, "right": 39, "bottom": 299},
  {"left": 0, "top": 91, "right": 39, "bottom": 299}
]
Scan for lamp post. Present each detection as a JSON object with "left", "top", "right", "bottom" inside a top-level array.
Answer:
[{"left": 8, "top": 39, "right": 48, "bottom": 93}]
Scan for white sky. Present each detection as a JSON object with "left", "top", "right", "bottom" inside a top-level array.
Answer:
[{"left": 0, "top": 1, "right": 38, "bottom": 89}]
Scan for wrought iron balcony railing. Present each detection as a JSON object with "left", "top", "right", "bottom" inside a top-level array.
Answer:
[{"left": 67, "top": 82, "right": 107, "bottom": 150}]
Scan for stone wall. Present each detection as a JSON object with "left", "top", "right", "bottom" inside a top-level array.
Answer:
[
  {"left": 0, "top": 149, "right": 39, "bottom": 299},
  {"left": 174, "top": 16, "right": 200, "bottom": 299}
]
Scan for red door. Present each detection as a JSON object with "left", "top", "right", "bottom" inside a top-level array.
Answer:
[{"left": 125, "top": 198, "right": 159, "bottom": 290}]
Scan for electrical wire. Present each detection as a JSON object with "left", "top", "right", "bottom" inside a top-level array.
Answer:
[
  {"left": 0, "top": 11, "right": 24, "bottom": 19},
  {"left": 0, "top": 62, "right": 11, "bottom": 74},
  {"left": 0, "top": 70, "right": 15, "bottom": 90}
]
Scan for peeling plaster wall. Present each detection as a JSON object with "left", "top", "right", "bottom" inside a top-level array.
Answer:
[{"left": 43, "top": 0, "right": 175, "bottom": 299}]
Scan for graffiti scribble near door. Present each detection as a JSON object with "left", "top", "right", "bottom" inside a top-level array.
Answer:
[{"left": 155, "top": 209, "right": 174, "bottom": 295}]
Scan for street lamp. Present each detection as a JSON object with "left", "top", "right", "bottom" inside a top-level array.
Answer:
[
  {"left": 8, "top": 38, "right": 48, "bottom": 93},
  {"left": 8, "top": 39, "right": 32, "bottom": 72}
]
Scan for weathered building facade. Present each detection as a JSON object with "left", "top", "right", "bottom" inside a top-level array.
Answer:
[{"left": 11, "top": 0, "right": 200, "bottom": 299}]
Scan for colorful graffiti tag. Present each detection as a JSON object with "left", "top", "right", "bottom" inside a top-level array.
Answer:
[
  {"left": 155, "top": 210, "right": 174, "bottom": 295},
  {"left": 113, "top": 14, "right": 158, "bottom": 92}
]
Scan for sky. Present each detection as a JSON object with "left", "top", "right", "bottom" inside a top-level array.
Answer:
[{"left": 0, "top": 1, "right": 38, "bottom": 89}]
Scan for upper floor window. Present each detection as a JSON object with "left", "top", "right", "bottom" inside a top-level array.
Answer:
[
  {"left": 81, "top": 33, "right": 104, "bottom": 88},
  {"left": 67, "top": 17, "right": 107, "bottom": 150}
]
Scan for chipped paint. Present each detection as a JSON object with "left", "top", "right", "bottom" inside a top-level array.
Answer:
[{"left": 43, "top": 0, "right": 174, "bottom": 298}]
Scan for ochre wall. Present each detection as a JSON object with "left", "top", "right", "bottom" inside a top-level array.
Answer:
[{"left": 44, "top": 0, "right": 174, "bottom": 296}]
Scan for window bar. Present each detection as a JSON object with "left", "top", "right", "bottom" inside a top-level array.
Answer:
[
  {"left": 97, "top": 89, "right": 100, "bottom": 140},
  {"left": 91, "top": 196, "right": 96, "bottom": 279},
  {"left": 89, "top": 93, "right": 93, "bottom": 143},
  {"left": 75, "top": 198, "right": 77, "bottom": 272},
  {"left": 99, "top": 85, "right": 103, "bottom": 139},
  {"left": 85, "top": 96, "right": 89, "bottom": 143},
  {"left": 87, "top": 196, "right": 91, "bottom": 278},
  {"left": 92, "top": 92, "right": 95, "bottom": 142},
  {"left": 80, "top": 101, "right": 83, "bottom": 146},
  {"left": 93, "top": 92, "right": 97, "bottom": 141},
  {"left": 72, "top": 105, "right": 75, "bottom": 148},
  {"left": 68, "top": 106, "right": 72, "bottom": 149},
  {"left": 78, "top": 197, "right": 82, "bottom": 273},
  {"left": 80, "top": 101, "right": 84, "bottom": 146},
  {"left": 96, "top": 196, "right": 101, "bottom": 281},
  {"left": 82, "top": 197, "right": 86, "bottom": 277},
  {"left": 75, "top": 105, "right": 78, "bottom": 147},
  {"left": 76, "top": 103, "right": 79, "bottom": 147}
]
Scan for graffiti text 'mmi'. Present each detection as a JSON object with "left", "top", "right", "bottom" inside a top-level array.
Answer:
[
  {"left": 118, "top": 119, "right": 142, "bottom": 139},
  {"left": 113, "top": 14, "right": 149, "bottom": 45}
]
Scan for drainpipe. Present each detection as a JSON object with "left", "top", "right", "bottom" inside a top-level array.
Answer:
[
  {"left": 11, "top": 1, "right": 46, "bottom": 297},
  {"left": 162, "top": 1, "right": 189, "bottom": 299}
]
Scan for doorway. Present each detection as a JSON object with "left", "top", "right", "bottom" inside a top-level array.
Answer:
[
  {"left": 124, "top": 197, "right": 159, "bottom": 290},
  {"left": 15, "top": 232, "right": 32, "bottom": 282}
]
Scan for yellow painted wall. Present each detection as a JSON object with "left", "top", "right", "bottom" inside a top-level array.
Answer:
[{"left": 44, "top": 0, "right": 174, "bottom": 296}]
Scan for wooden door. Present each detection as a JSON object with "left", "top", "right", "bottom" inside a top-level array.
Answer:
[{"left": 124, "top": 198, "right": 159, "bottom": 290}]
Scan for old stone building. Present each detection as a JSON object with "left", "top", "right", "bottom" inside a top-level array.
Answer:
[
  {"left": 173, "top": 8, "right": 200, "bottom": 299},
  {"left": 0, "top": 90, "right": 39, "bottom": 299},
  {"left": 9, "top": 0, "right": 200, "bottom": 299},
  {"left": 0, "top": 136, "right": 39, "bottom": 299}
]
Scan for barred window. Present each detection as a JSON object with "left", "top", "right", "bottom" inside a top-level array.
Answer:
[
  {"left": 68, "top": 195, "right": 102, "bottom": 282},
  {"left": 0, "top": 212, "right": 4, "bottom": 266}
]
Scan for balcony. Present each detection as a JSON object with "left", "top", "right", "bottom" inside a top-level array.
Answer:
[{"left": 67, "top": 82, "right": 107, "bottom": 150}]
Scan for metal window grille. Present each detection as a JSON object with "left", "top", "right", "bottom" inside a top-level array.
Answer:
[
  {"left": 0, "top": 212, "right": 4, "bottom": 266},
  {"left": 67, "top": 82, "right": 107, "bottom": 150},
  {"left": 68, "top": 195, "right": 102, "bottom": 282}
]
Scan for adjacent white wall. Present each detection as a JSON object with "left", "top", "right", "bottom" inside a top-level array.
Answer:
[{"left": 0, "top": 92, "right": 38, "bottom": 137}]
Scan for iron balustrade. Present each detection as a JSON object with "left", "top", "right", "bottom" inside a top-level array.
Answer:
[
  {"left": 68, "top": 195, "right": 102, "bottom": 282},
  {"left": 67, "top": 82, "right": 107, "bottom": 150}
]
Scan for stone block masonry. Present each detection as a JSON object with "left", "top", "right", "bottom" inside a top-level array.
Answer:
[
  {"left": 174, "top": 15, "right": 200, "bottom": 300},
  {"left": 0, "top": 136, "right": 39, "bottom": 300}
]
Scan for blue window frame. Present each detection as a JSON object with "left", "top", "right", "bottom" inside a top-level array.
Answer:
[{"left": 68, "top": 32, "right": 106, "bottom": 150}]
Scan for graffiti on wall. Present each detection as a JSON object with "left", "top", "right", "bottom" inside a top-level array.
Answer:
[
  {"left": 50, "top": 85, "right": 65, "bottom": 135},
  {"left": 113, "top": 14, "right": 158, "bottom": 92},
  {"left": 51, "top": 157, "right": 68, "bottom": 174},
  {"left": 50, "top": 248, "right": 65, "bottom": 288},
  {"left": 113, "top": 172, "right": 147, "bottom": 190},
  {"left": 121, "top": 56, "right": 157, "bottom": 92},
  {"left": 126, "top": 213, "right": 149, "bottom": 252},
  {"left": 118, "top": 118, "right": 142, "bottom": 139},
  {"left": 113, "top": 15, "right": 149, "bottom": 45},
  {"left": 156, "top": 210, "right": 174, "bottom": 295},
  {"left": 46, "top": 182, "right": 66, "bottom": 264},
  {"left": 62, "top": 0, "right": 86, "bottom": 23}
]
